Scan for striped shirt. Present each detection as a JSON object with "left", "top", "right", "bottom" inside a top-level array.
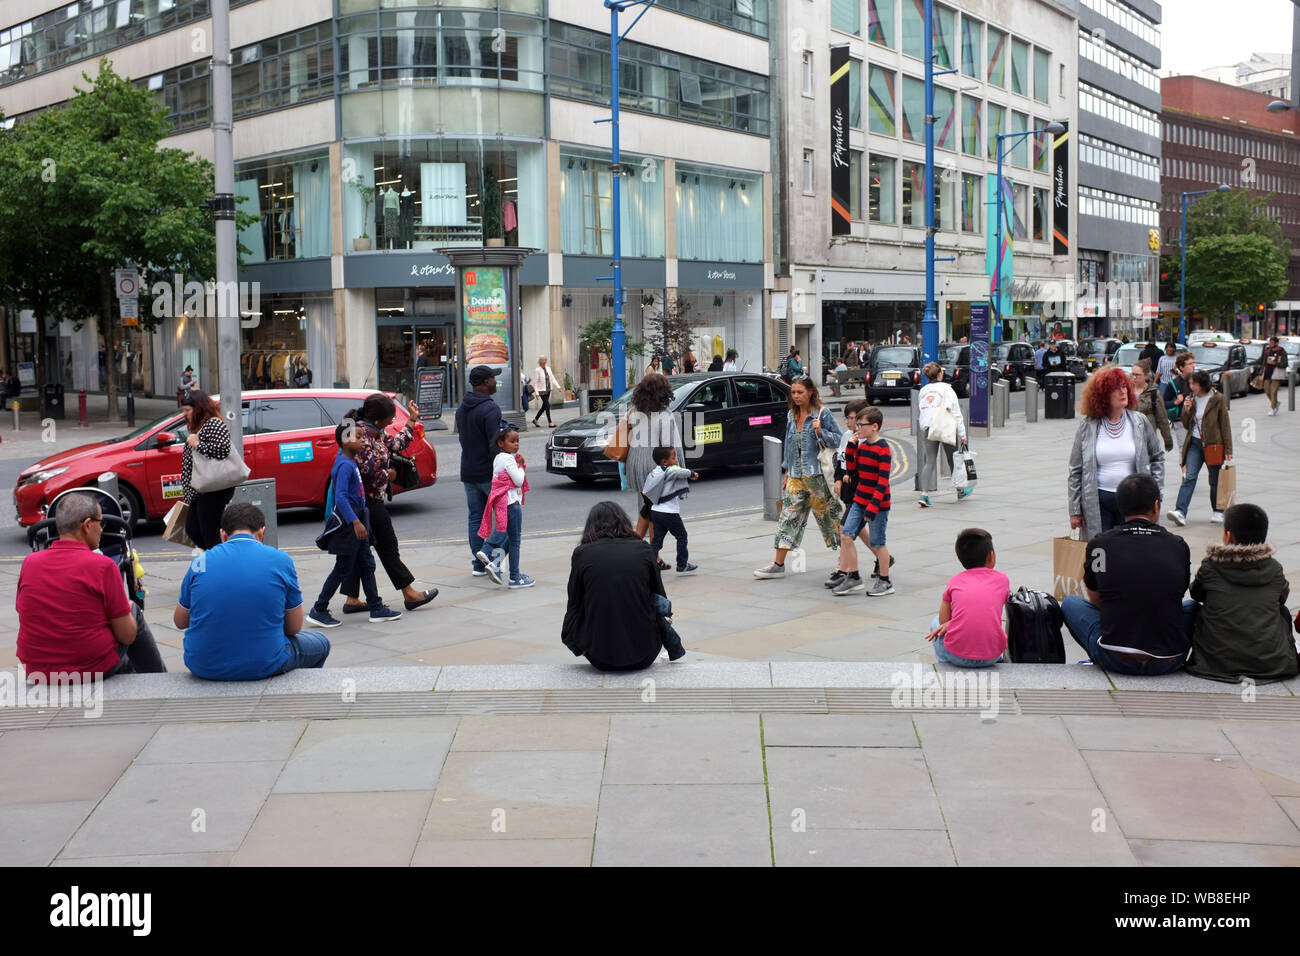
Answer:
[{"left": 847, "top": 439, "right": 892, "bottom": 517}]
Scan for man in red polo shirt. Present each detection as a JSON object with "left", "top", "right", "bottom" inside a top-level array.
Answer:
[{"left": 16, "top": 492, "right": 165, "bottom": 680}]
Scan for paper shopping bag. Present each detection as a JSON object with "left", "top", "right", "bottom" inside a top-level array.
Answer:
[
  {"left": 163, "top": 502, "right": 194, "bottom": 547},
  {"left": 1216, "top": 463, "right": 1237, "bottom": 511},
  {"left": 1052, "top": 532, "right": 1089, "bottom": 602}
]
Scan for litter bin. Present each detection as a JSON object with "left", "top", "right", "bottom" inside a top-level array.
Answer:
[
  {"left": 42, "top": 383, "right": 65, "bottom": 420},
  {"left": 1044, "top": 372, "right": 1075, "bottom": 420},
  {"left": 228, "top": 477, "right": 278, "bottom": 549}
]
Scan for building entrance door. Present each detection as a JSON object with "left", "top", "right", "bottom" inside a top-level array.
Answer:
[{"left": 378, "top": 322, "right": 459, "bottom": 408}]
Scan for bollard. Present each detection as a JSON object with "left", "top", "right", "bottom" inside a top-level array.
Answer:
[
  {"left": 1221, "top": 380, "right": 1230, "bottom": 411},
  {"left": 991, "top": 380, "right": 1009, "bottom": 428},
  {"left": 1025, "top": 379, "right": 1038, "bottom": 423},
  {"left": 10, "top": 399, "right": 19, "bottom": 431},
  {"left": 97, "top": 471, "right": 120, "bottom": 509},
  {"left": 909, "top": 388, "right": 919, "bottom": 437},
  {"left": 78, "top": 388, "right": 88, "bottom": 428},
  {"left": 1290, "top": 370, "right": 1296, "bottom": 412},
  {"left": 762, "top": 434, "right": 783, "bottom": 520}
]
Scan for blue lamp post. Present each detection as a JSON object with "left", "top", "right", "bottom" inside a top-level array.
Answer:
[
  {"left": 921, "top": 0, "right": 958, "bottom": 365},
  {"left": 991, "top": 122, "right": 1064, "bottom": 342},
  {"left": 1179, "top": 184, "right": 1231, "bottom": 344}
]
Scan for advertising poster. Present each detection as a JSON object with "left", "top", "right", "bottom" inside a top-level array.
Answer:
[
  {"left": 969, "top": 303, "right": 991, "bottom": 428},
  {"left": 463, "top": 266, "right": 509, "bottom": 373},
  {"left": 1052, "top": 122, "right": 1070, "bottom": 257},
  {"left": 416, "top": 367, "right": 446, "bottom": 423},
  {"left": 829, "top": 45, "right": 852, "bottom": 236}
]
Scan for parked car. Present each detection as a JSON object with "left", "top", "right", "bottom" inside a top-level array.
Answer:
[
  {"left": 545, "top": 372, "right": 791, "bottom": 483},
  {"left": 865, "top": 345, "right": 922, "bottom": 403},
  {"left": 937, "top": 342, "right": 970, "bottom": 397},
  {"left": 1187, "top": 341, "right": 1250, "bottom": 398},
  {"left": 13, "top": 389, "right": 437, "bottom": 528},
  {"left": 989, "top": 341, "right": 1037, "bottom": 390},
  {"left": 1244, "top": 341, "right": 1267, "bottom": 392},
  {"left": 1110, "top": 341, "right": 1187, "bottom": 375},
  {"left": 1076, "top": 337, "right": 1123, "bottom": 372}
]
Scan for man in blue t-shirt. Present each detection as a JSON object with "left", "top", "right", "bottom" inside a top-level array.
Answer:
[{"left": 174, "top": 503, "right": 330, "bottom": 680}]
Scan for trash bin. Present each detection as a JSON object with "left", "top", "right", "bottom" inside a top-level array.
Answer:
[
  {"left": 229, "top": 477, "right": 278, "bottom": 549},
  {"left": 1044, "top": 372, "right": 1075, "bottom": 420},
  {"left": 42, "top": 383, "right": 65, "bottom": 420}
]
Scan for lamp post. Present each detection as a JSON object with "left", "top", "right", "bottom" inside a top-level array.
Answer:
[
  {"left": 920, "top": 0, "right": 961, "bottom": 365},
  {"left": 991, "top": 123, "right": 1064, "bottom": 343},
  {"left": 1179, "top": 185, "right": 1230, "bottom": 344}
]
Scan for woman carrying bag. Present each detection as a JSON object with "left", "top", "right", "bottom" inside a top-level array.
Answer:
[
  {"left": 1168, "top": 370, "right": 1233, "bottom": 527},
  {"left": 180, "top": 390, "right": 242, "bottom": 550},
  {"left": 916, "top": 362, "right": 972, "bottom": 508}
]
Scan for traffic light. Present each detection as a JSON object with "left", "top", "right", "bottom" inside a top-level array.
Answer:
[{"left": 1259, "top": 304, "right": 1266, "bottom": 312}]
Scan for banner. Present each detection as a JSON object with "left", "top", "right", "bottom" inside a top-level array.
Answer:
[
  {"left": 985, "top": 176, "right": 1014, "bottom": 340},
  {"left": 1052, "top": 121, "right": 1070, "bottom": 256},
  {"left": 969, "top": 303, "right": 991, "bottom": 428},
  {"left": 462, "top": 266, "right": 509, "bottom": 377},
  {"left": 830, "top": 46, "right": 852, "bottom": 236}
]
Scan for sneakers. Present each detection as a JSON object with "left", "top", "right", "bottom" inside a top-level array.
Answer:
[
  {"left": 509, "top": 574, "right": 536, "bottom": 589},
  {"left": 471, "top": 566, "right": 488, "bottom": 577},
  {"left": 306, "top": 608, "right": 342, "bottom": 628},
  {"left": 957, "top": 487, "right": 974, "bottom": 501},
  {"left": 368, "top": 606, "right": 403, "bottom": 624},
  {"left": 477, "top": 548, "right": 506, "bottom": 585},
  {"left": 824, "top": 569, "right": 847, "bottom": 589},
  {"left": 1166, "top": 509, "right": 1187, "bottom": 527},
  {"left": 870, "top": 556, "right": 897, "bottom": 581},
  {"left": 866, "top": 577, "right": 896, "bottom": 597},
  {"left": 832, "top": 573, "right": 865, "bottom": 595},
  {"left": 754, "top": 562, "right": 786, "bottom": 579},
  {"left": 1269, "top": 406, "right": 1279, "bottom": 416},
  {"left": 676, "top": 563, "right": 698, "bottom": 574},
  {"left": 1211, "top": 511, "right": 1225, "bottom": 524},
  {"left": 918, "top": 495, "right": 932, "bottom": 508}
]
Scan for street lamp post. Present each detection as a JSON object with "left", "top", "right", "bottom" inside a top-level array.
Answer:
[
  {"left": 1179, "top": 185, "right": 1230, "bottom": 344},
  {"left": 922, "top": 0, "right": 959, "bottom": 365}
]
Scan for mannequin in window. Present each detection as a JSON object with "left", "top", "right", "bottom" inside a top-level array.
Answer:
[
  {"left": 399, "top": 186, "right": 415, "bottom": 249},
  {"left": 383, "top": 186, "right": 400, "bottom": 248}
]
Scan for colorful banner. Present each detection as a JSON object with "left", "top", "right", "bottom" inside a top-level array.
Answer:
[
  {"left": 985, "top": 176, "right": 1014, "bottom": 340},
  {"left": 968, "top": 303, "right": 991, "bottom": 428},
  {"left": 1052, "top": 121, "right": 1070, "bottom": 256},
  {"left": 462, "top": 265, "right": 509, "bottom": 376},
  {"left": 830, "top": 45, "right": 852, "bottom": 236}
]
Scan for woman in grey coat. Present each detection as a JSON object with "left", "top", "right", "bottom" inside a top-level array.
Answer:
[
  {"left": 1068, "top": 366, "right": 1165, "bottom": 538},
  {"left": 623, "top": 372, "right": 685, "bottom": 568}
]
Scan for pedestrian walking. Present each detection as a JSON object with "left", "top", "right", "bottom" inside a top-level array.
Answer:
[
  {"left": 291, "top": 358, "right": 313, "bottom": 389},
  {"left": 530, "top": 356, "right": 562, "bottom": 427},
  {"left": 826, "top": 400, "right": 875, "bottom": 591},
  {"left": 475, "top": 425, "right": 534, "bottom": 588},
  {"left": 1155, "top": 343, "right": 1178, "bottom": 389},
  {"left": 337, "top": 394, "right": 438, "bottom": 613},
  {"left": 754, "top": 376, "right": 843, "bottom": 578},
  {"left": 1067, "top": 366, "right": 1165, "bottom": 538},
  {"left": 180, "top": 364, "right": 196, "bottom": 393},
  {"left": 682, "top": 348, "right": 699, "bottom": 373},
  {"left": 1033, "top": 342, "right": 1047, "bottom": 387},
  {"left": 456, "top": 365, "right": 504, "bottom": 576},
  {"left": 1130, "top": 361, "right": 1173, "bottom": 454},
  {"left": 623, "top": 372, "right": 685, "bottom": 563},
  {"left": 1263, "top": 335, "right": 1288, "bottom": 416},
  {"left": 837, "top": 406, "right": 895, "bottom": 596},
  {"left": 643, "top": 445, "right": 698, "bottom": 574},
  {"left": 1139, "top": 340, "right": 1162, "bottom": 371},
  {"left": 1168, "top": 370, "right": 1233, "bottom": 527},
  {"left": 180, "top": 390, "right": 236, "bottom": 551},
  {"left": 1162, "top": 351, "right": 1195, "bottom": 446},
  {"left": 723, "top": 349, "right": 739, "bottom": 372},
  {"left": 916, "top": 362, "right": 971, "bottom": 508},
  {"left": 844, "top": 342, "right": 860, "bottom": 369}
]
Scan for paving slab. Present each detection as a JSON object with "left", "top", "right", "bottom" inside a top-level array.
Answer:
[
  {"left": 766, "top": 747, "right": 944, "bottom": 830},
  {"left": 61, "top": 760, "right": 284, "bottom": 857},
  {"left": 411, "top": 837, "right": 592, "bottom": 867},
  {"left": 771, "top": 661, "right": 932, "bottom": 688},
  {"left": 273, "top": 717, "right": 456, "bottom": 794},
  {"left": 100, "top": 673, "right": 270, "bottom": 700},
  {"left": 137, "top": 720, "right": 306, "bottom": 764},
  {"left": 916, "top": 715, "right": 1098, "bottom": 792},
  {"left": 1106, "top": 671, "right": 1293, "bottom": 695},
  {"left": 761, "top": 714, "right": 919, "bottom": 748},
  {"left": 604, "top": 714, "right": 762, "bottom": 785},
  {"left": 1127, "top": 839, "right": 1300, "bottom": 867},
  {"left": 434, "top": 663, "right": 606, "bottom": 690},
  {"left": 1216, "top": 721, "right": 1300, "bottom": 796},
  {"left": 772, "top": 828, "right": 955, "bottom": 867},
  {"left": 0, "top": 801, "right": 96, "bottom": 866},
  {"left": 593, "top": 784, "right": 770, "bottom": 867},
  {"left": 451, "top": 715, "right": 609, "bottom": 752},
  {"left": 935, "top": 662, "right": 1114, "bottom": 690},
  {"left": 232, "top": 791, "right": 434, "bottom": 866},
  {"left": 1083, "top": 751, "right": 1300, "bottom": 846},
  {"left": 0, "top": 724, "right": 158, "bottom": 805},
  {"left": 262, "top": 666, "right": 440, "bottom": 695},
  {"left": 1063, "top": 716, "right": 1235, "bottom": 754}
]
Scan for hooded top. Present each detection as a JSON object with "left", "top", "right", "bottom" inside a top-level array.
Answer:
[
  {"left": 1186, "top": 541, "right": 1298, "bottom": 684},
  {"left": 455, "top": 391, "right": 503, "bottom": 483}
]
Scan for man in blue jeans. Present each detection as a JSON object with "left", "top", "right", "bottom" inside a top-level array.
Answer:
[
  {"left": 1061, "top": 473, "right": 1195, "bottom": 676},
  {"left": 455, "top": 365, "right": 504, "bottom": 576},
  {"left": 175, "top": 503, "right": 331, "bottom": 679}
]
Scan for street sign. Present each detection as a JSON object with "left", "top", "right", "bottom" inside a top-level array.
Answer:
[
  {"left": 115, "top": 269, "right": 139, "bottom": 298},
  {"left": 121, "top": 316, "right": 140, "bottom": 327},
  {"left": 969, "top": 303, "right": 991, "bottom": 429},
  {"left": 119, "top": 296, "right": 138, "bottom": 319}
]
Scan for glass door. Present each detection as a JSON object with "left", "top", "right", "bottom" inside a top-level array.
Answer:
[{"left": 378, "top": 322, "right": 459, "bottom": 407}]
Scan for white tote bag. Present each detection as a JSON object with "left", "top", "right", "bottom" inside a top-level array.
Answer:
[
  {"left": 190, "top": 446, "right": 250, "bottom": 493},
  {"left": 926, "top": 404, "right": 958, "bottom": 446}
]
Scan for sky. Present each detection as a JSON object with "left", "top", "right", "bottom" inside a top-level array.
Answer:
[{"left": 1159, "top": 0, "right": 1295, "bottom": 76}]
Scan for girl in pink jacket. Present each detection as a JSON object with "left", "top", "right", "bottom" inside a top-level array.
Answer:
[{"left": 475, "top": 426, "right": 533, "bottom": 588}]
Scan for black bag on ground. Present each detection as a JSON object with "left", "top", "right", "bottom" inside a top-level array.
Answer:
[{"left": 1005, "top": 586, "right": 1066, "bottom": 663}]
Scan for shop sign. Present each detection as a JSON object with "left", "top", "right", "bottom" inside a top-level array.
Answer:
[{"left": 829, "top": 46, "right": 852, "bottom": 237}]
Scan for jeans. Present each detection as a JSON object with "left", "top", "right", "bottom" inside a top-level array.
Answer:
[
  {"left": 655, "top": 593, "right": 685, "bottom": 660},
  {"left": 930, "top": 616, "right": 1002, "bottom": 667},
  {"left": 1097, "top": 489, "right": 1123, "bottom": 533},
  {"left": 483, "top": 502, "right": 523, "bottom": 579},
  {"left": 465, "top": 481, "right": 492, "bottom": 571},
  {"left": 343, "top": 496, "right": 414, "bottom": 597},
  {"left": 278, "top": 630, "right": 331, "bottom": 673},
  {"left": 104, "top": 606, "right": 167, "bottom": 677},
  {"left": 314, "top": 531, "right": 382, "bottom": 613},
  {"left": 1061, "top": 595, "right": 1195, "bottom": 675},
  {"left": 1175, "top": 436, "right": 1221, "bottom": 517},
  {"left": 651, "top": 511, "right": 689, "bottom": 568}
]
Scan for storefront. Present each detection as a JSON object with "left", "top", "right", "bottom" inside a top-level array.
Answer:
[
  {"left": 375, "top": 287, "right": 460, "bottom": 404},
  {"left": 817, "top": 270, "right": 925, "bottom": 365}
]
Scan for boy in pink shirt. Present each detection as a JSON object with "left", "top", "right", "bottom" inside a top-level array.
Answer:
[{"left": 924, "top": 528, "right": 1010, "bottom": 667}]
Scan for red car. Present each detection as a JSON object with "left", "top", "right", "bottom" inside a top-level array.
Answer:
[{"left": 14, "top": 389, "right": 437, "bottom": 528}]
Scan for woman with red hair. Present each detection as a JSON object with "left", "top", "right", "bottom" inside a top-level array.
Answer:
[{"left": 1067, "top": 366, "right": 1166, "bottom": 535}]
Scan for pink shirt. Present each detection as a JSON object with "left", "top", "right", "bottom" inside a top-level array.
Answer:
[{"left": 942, "top": 567, "right": 1011, "bottom": 660}]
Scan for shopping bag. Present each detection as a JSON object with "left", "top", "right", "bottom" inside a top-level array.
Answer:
[
  {"left": 163, "top": 502, "right": 194, "bottom": 547},
  {"left": 191, "top": 446, "right": 250, "bottom": 493},
  {"left": 1216, "top": 462, "right": 1237, "bottom": 511},
  {"left": 926, "top": 404, "right": 958, "bottom": 446},
  {"left": 951, "top": 445, "right": 978, "bottom": 490},
  {"left": 1052, "top": 530, "right": 1089, "bottom": 602}
]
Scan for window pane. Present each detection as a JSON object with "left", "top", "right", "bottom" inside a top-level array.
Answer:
[
  {"left": 1033, "top": 186, "right": 1048, "bottom": 240},
  {"left": 1010, "top": 111, "right": 1028, "bottom": 166},
  {"left": 902, "top": 74, "right": 924, "bottom": 142},
  {"left": 832, "top": 0, "right": 860, "bottom": 35},
  {"left": 868, "top": 0, "right": 895, "bottom": 47},
  {"left": 902, "top": 0, "right": 922, "bottom": 58},
  {"left": 961, "top": 16, "right": 981, "bottom": 78},
  {"left": 962, "top": 173, "right": 982, "bottom": 233},
  {"left": 869, "top": 154, "right": 896, "bottom": 223},
  {"left": 1012, "top": 182, "right": 1028, "bottom": 239},
  {"left": 962, "top": 95, "right": 982, "bottom": 156},
  {"left": 934, "top": 85, "right": 955, "bottom": 150},
  {"left": 902, "top": 160, "right": 924, "bottom": 225},
  {"left": 1033, "top": 120, "right": 1050, "bottom": 171},
  {"left": 850, "top": 150, "right": 862, "bottom": 219},
  {"left": 1033, "top": 48, "right": 1049, "bottom": 102},
  {"left": 987, "top": 26, "right": 1005, "bottom": 87},
  {"left": 868, "top": 65, "right": 895, "bottom": 136},
  {"left": 934, "top": 4, "right": 955, "bottom": 68},
  {"left": 1011, "top": 38, "right": 1028, "bottom": 95},
  {"left": 849, "top": 58, "right": 862, "bottom": 128},
  {"left": 987, "top": 103, "right": 1005, "bottom": 160}
]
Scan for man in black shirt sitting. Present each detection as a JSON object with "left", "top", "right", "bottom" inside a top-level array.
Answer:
[{"left": 1061, "top": 473, "right": 1194, "bottom": 675}]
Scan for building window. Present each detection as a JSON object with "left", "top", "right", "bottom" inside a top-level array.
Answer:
[
  {"left": 1009, "top": 112, "right": 1028, "bottom": 167},
  {"left": 1033, "top": 119, "right": 1051, "bottom": 172},
  {"left": 849, "top": 149, "right": 863, "bottom": 219},
  {"left": 902, "top": 0, "right": 923, "bottom": 58},
  {"left": 902, "top": 75, "right": 924, "bottom": 142},
  {"left": 934, "top": 4, "right": 956, "bottom": 69},
  {"left": 138, "top": 60, "right": 211, "bottom": 132},
  {"left": 869, "top": 154, "right": 896, "bottom": 223},
  {"left": 961, "top": 15, "right": 982, "bottom": 78},
  {"left": 849, "top": 58, "right": 862, "bottom": 128},
  {"left": 1033, "top": 48, "right": 1049, "bottom": 102},
  {"left": 962, "top": 173, "right": 982, "bottom": 233},
  {"left": 235, "top": 151, "right": 332, "bottom": 262},
  {"left": 561, "top": 149, "right": 665, "bottom": 258},
  {"left": 831, "top": 0, "right": 860, "bottom": 36},
  {"left": 987, "top": 26, "right": 1006, "bottom": 88},
  {"left": 802, "top": 50, "right": 813, "bottom": 96},
  {"left": 231, "top": 23, "right": 334, "bottom": 118},
  {"left": 1033, "top": 186, "right": 1049, "bottom": 241},
  {"left": 656, "top": 0, "right": 769, "bottom": 38},
  {"left": 1012, "top": 183, "right": 1028, "bottom": 239},
  {"left": 868, "top": 65, "right": 896, "bottom": 135},
  {"left": 987, "top": 103, "right": 1006, "bottom": 161},
  {"left": 676, "top": 163, "right": 762, "bottom": 262},
  {"left": 934, "top": 84, "right": 956, "bottom": 150},
  {"left": 1010, "top": 37, "right": 1028, "bottom": 96},
  {"left": 868, "top": 0, "right": 895, "bottom": 47},
  {"left": 961, "top": 95, "right": 982, "bottom": 156},
  {"left": 803, "top": 149, "right": 815, "bottom": 193},
  {"left": 902, "top": 161, "right": 924, "bottom": 226}
]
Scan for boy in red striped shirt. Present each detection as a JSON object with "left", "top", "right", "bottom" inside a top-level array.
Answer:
[{"left": 840, "top": 406, "right": 895, "bottom": 597}]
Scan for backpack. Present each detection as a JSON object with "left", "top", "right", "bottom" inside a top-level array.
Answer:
[{"left": 1004, "top": 586, "right": 1066, "bottom": 663}]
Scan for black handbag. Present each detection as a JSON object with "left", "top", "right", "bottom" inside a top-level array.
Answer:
[
  {"left": 390, "top": 450, "right": 420, "bottom": 488},
  {"left": 1004, "top": 587, "right": 1066, "bottom": 663}
]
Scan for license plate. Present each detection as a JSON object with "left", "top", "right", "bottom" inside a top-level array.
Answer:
[
  {"left": 883, "top": 372, "right": 900, "bottom": 381},
  {"left": 552, "top": 451, "right": 577, "bottom": 469}
]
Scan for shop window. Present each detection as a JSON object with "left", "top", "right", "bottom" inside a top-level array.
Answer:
[
  {"left": 869, "top": 154, "right": 896, "bottom": 224},
  {"left": 1010, "top": 37, "right": 1028, "bottom": 96},
  {"left": 832, "top": 0, "right": 860, "bottom": 36},
  {"left": 242, "top": 297, "right": 308, "bottom": 389},
  {"left": 962, "top": 173, "right": 982, "bottom": 233},
  {"left": 868, "top": 66, "right": 895, "bottom": 136},
  {"left": 676, "top": 164, "right": 762, "bottom": 262},
  {"left": 1033, "top": 187, "right": 1048, "bottom": 240},
  {"left": 560, "top": 150, "right": 665, "bottom": 258},
  {"left": 850, "top": 150, "right": 862, "bottom": 220},
  {"left": 848, "top": 59, "right": 862, "bottom": 128},
  {"left": 236, "top": 152, "right": 331, "bottom": 262}
]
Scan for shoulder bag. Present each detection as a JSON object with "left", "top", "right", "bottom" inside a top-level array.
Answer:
[
  {"left": 926, "top": 400, "right": 958, "bottom": 446},
  {"left": 389, "top": 449, "right": 420, "bottom": 487},
  {"left": 815, "top": 408, "right": 837, "bottom": 486},
  {"left": 602, "top": 418, "right": 631, "bottom": 462},
  {"left": 190, "top": 429, "right": 250, "bottom": 494}
]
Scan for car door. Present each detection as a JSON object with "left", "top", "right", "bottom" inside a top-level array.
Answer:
[
  {"left": 252, "top": 397, "right": 332, "bottom": 506},
  {"left": 679, "top": 378, "right": 733, "bottom": 469},
  {"left": 138, "top": 403, "right": 254, "bottom": 518},
  {"left": 731, "top": 376, "right": 786, "bottom": 463}
]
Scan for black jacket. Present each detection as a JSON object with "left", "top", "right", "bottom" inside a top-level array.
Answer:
[
  {"left": 1139, "top": 345, "right": 1162, "bottom": 369},
  {"left": 455, "top": 391, "right": 503, "bottom": 483},
  {"left": 562, "top": 537, "right": 666, "bottom": 667}
]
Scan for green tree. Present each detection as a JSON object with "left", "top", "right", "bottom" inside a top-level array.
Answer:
[{"left": 1183, "top": 189, "right": 1289, "bottom": 323}]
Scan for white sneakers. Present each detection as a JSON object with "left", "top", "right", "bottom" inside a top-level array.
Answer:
[
  {"left": 1269, "top": 406, "right": 1279, "bottom": 416},
  {"left": 1211, "top": 512, "right": 1225, "bottom": 524},
  {"left": 1166, "top": 509, "right": 1186, "bottom": 527}
]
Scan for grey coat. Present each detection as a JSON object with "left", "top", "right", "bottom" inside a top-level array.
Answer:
[
  {"left": 624, "top": 411, "right": 685, "bottom": 498},
  {"left": 1067, "top": 410, "right": 1166, "bottom": 538}
]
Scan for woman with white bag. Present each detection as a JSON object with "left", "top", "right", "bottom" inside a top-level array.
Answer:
[
  {"left": 916, "top": 362, "right": 972, "bottom": 508},
  {"left": 180, "top": 389, "right": 240, "bottom": 550}
]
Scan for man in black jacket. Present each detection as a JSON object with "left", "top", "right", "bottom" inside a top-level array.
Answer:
[
  {"left": 456, "top": 366, "right": 503, "bottom": 576},
  {"left": 1139, "top": 340, "right": 1161, "bottom": 371}
]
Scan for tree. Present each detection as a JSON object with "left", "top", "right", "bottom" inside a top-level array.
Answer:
[
  {"left": 577, "top": 315, "right": 645, "bottom": 385},
  {"left": 1183, "top": 189, "right": 1289, "bottom": 323},
  {"left": 642, "top": 296, "right": 700, "bottom": 364}
]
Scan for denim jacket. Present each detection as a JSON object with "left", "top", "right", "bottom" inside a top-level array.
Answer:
[{"left": 782, "top": 406, "right": 842, "bottom": 477}]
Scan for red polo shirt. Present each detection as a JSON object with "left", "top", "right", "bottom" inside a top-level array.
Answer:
[{"left": 17, "top": 540, "right": 129, "bottom": 679}]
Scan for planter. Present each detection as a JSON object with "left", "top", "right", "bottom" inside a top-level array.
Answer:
[
  {"left": 485, "top": 237, "right": 505, "bottom": 248},
  {"left": 353, "top": 237, "right": 372, "bottom": 251},
  {"left": 565, "top": 390, "right": 577, "bottom": 401}
]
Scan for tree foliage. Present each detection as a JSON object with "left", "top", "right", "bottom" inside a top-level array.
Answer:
[{"left": 1183, "top": 189, "right": 1289, "bottom": 321}]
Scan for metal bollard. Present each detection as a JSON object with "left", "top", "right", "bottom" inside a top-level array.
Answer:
[
  {"left": 991, "top": 380, "right": 1009, "bottom": 428},
  {"left": 762, "top": 434, "right": 783, "bottom": 520},
  {"left": 10, "top": 399, "right": 19, "bottom": 431},
  {"left": 78, "top": 388, "right": 88, "bottom": 428},
  {"left": 1025, "top": 379, "right": 1038, "bottom": 423},
  {"left": 909, "top": 388, "right": 919, "bottom": 437},
  {"left": 97, "top": 471, "right": 120, "bottom": 506},
  {"left": 1290, "top": 370, "right": 1296, "bottom": 412}
]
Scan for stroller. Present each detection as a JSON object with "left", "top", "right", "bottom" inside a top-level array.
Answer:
[{"left": 26, "top": 486, "right": 147, "bottom": 609}]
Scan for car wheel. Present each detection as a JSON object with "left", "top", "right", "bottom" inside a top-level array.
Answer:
[{"left": 118, "top": 482, "right": 144, "bottom": 529}]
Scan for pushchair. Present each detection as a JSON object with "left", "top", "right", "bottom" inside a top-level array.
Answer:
[{"left": 26, "top": 486, "right": 146, "bottom": 609}]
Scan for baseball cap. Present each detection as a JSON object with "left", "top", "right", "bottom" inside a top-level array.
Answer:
[{"left": 469, "top": 365, "right": 498, "bottom": 386}]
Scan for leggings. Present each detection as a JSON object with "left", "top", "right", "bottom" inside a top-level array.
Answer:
[
  {"left": 532, "top": 390, "right": 553, "bottom": 424},
  {"left": 185, "top": 487, "right": 234, "bottom": 551}
]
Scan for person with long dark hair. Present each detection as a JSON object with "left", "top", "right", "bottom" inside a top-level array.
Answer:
[
  {"left": 561, "top": 501, "right": 683, "bottom": 670},
  {"left": 339, "top": 393, "right": 438, "bottom": 613},
  {"left": 623, "top": 372, "right": 685, "bottom": 563},
  {"left": 180, "top": 389, "right": 234, "bottom": 550}
]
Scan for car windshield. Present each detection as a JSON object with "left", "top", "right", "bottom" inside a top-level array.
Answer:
[
  {"left": 1244, "top": 344, "right": 1264, "bottom": 360},
  {"left": 1112, "top": 346, "right": 1141, "bottom": 366},
  {"left": 991, "top": 344, "right": 1011, "bottom": 360},
  {"left": 104, "top": 411, "right": 182, "bottom": 443},
  {"left": 1077, "top": 341, "right": 1102, "bottom": 355},
  {"left": 874, "top": 347, "right": 915, "bottom": 365},
  {"left": 1282, "top": 342, "right": 1300, "bottom": 357},
  {"left": 938, "top": 345, "right": 961, "bottom": 363},
  {"left": 1190, "top": 345, "right": 1229, "bottom": 365}
]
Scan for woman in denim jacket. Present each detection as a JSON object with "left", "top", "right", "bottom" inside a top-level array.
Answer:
[{"left": 754, "top": 377, "right": 843, "bottom": 578}]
